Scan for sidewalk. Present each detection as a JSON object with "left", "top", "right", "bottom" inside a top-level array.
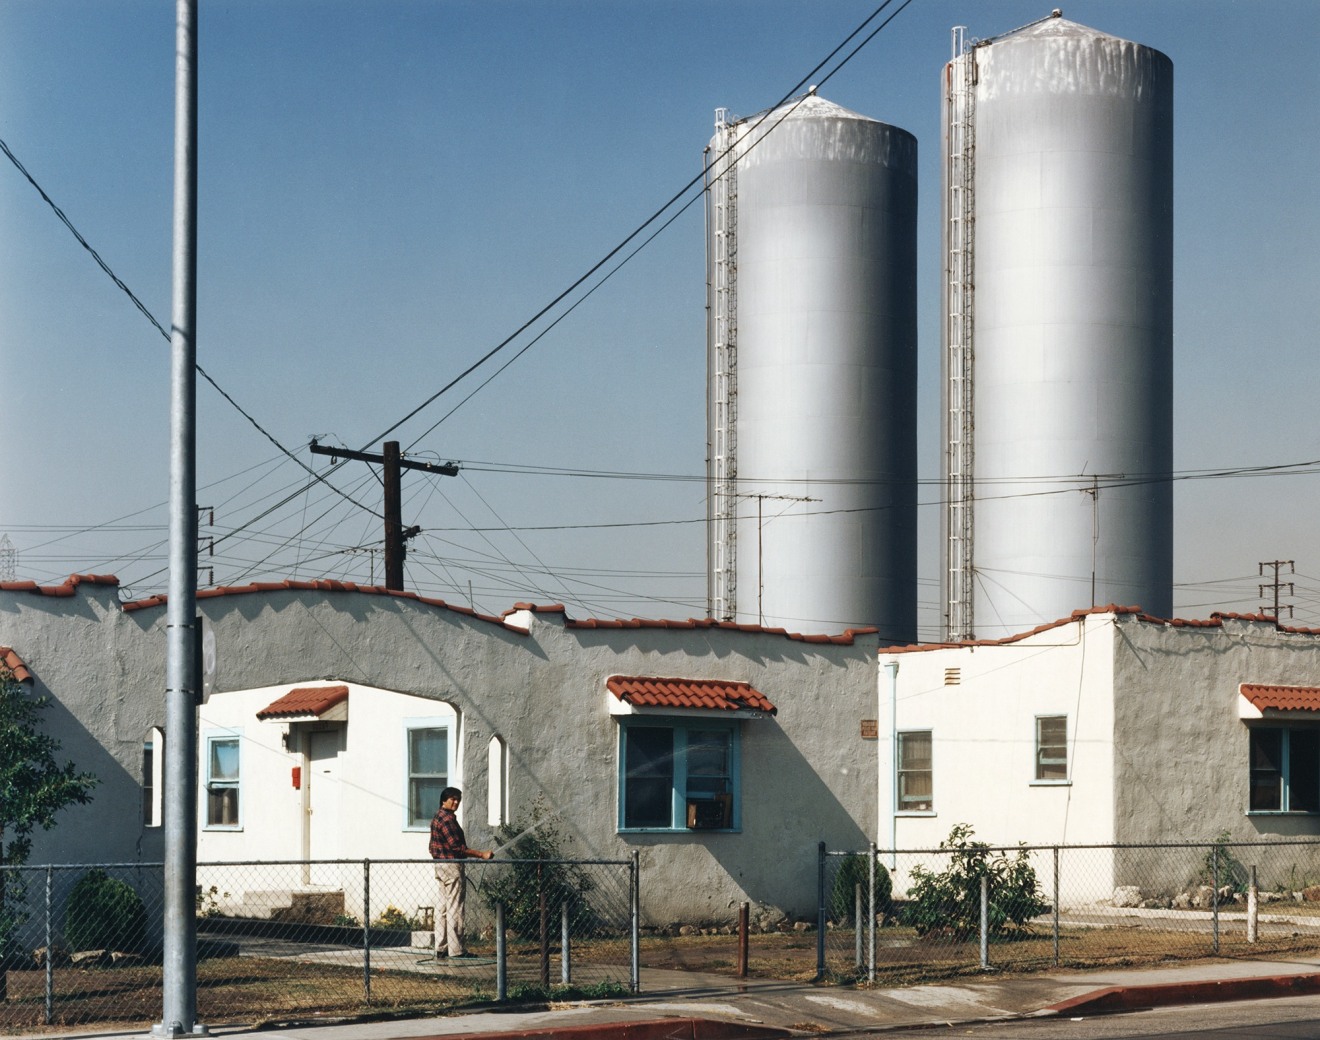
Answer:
[{"left": 221, "top": 956, "right": 1320, "bottom": 1039}]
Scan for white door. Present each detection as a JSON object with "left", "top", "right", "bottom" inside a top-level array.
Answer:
[{"left": 307, "top": 728, "right": 343, "bottom": 885}]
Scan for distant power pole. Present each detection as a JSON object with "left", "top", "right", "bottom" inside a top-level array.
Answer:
[
  {"left": 0, "top": 534, "right": 15, "bottom": 581},
  {"left": 1259, "top": 559, "right": 1296, "bottom": 622},
  {"left": 310, "top": 439, "right": 457, "bottom": 591}
]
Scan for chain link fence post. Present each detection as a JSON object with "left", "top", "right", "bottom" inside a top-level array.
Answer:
[
  {"left": 560, "top": 901, "right": 570, "bottom": 985},
  {"left": 630, "top": 850, "right": 640, "bottom": 993},
  {"left": 979, "top": 874, "right": 989, "bottom": 970},
  {"left": 868, "top": 841, "right": 877, "bottom": 983},
  {"left": 362, "top": 859, "right": 372, "bottom": 1003},
  {"left": 1212, "top": 843, "right": 1220, "bottom": 955},
  {"left": 816, "top": 841, "right": 826, "bottom": 980},
  {"left": 1052, "top": 846, "right": 1060, "bottom": 967},
  {"left": 495, "top": 901, "right": 507, "bottom": 1002},
  {"left": 44, "top": 865, "right": 53, "bottom": 1025}
]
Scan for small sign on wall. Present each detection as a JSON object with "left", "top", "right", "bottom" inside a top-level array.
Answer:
[{"left": 860, "top": 719, "right": 878, "bottom": 739}]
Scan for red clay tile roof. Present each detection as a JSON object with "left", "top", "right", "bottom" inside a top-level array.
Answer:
[
  {"left": 0, "top": 574, "right": 120, "bottom": 597},
  {"left": 1240, "top": 684, "right": 1320, "bottom": 712},
  {"left": 607, "top": 676, "right": 776, "bottom": 715},
  {"left": 512, "top": 602, "right": 877, "bottom": 645},
  {"left": 0, "top": 647, "right": 32, "bottom": 683},
  {"left": 256, "top": 684, "right": 350, "bottom": 720}
]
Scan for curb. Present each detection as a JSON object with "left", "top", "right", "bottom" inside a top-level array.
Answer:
[
  {"left": 420, "top": 1019, "right": 792, "bottom": 1040},
  {"left": 1048, "top": 972, "right": 1320, "bottom": 1015}
]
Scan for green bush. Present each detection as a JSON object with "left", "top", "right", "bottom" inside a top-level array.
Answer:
[
  {"left": 479, "top": 800, "right": 596, "bottom": 941},
  {"left": 63, "top": 870, "right": 147, "bottom": 953},
  {"left": 902, "top": 824, "right": 1050, "bottom": 940},
  {"left": 830, "top": 852, "right": 893, "bottom": 922}
]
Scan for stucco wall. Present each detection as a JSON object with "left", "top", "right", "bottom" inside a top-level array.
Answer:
[
  {"left": 1112, "top": 615, "right": 1320, "bottom": 894},
  {"left": 1, "top": 578, "right": 881, "bottom": 926},
  {"left": 879, "top": 614, "right": 1120, "bottom": 904}
]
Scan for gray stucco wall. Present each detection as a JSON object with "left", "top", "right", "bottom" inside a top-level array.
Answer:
[
  {"left": 1111, "top": 614, "right": 1320, "bottom": 893},
  {"left": 1, "top": 577, "right": 881, "bottom": 925}
]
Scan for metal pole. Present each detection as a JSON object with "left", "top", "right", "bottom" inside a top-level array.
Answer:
[
  {"left": 630, "top": 851, "right": 640, "bottom": 993},
  {"left": 538, "top": 862, "right": 549, "bottom": 988},
  {"left": 560, "top": 901, "right": 570, "bottom": 985},
  {"left": 1052, "top": 847, "right": 1060, "bottom": 966},
  {"left": 1248, "top": 864, "right": 1259, "bottom": 944},
  {"left": 868, "top": 842, "right": 876, "bottom": 983},
  {"left": 495, "top": 902, "right": 507, "bottom": 1001},
  {"left": 738, "top": 902, "right": 749, "bottom": 978},
  {"left": 362, "top": 859, "right": 372, "bottom": 1003},
  {"left": 854, "top": 883, "right": 862, "bottom": 969},
  {"left": 44, "top": 866, "right": 53, "bottom": 1025},
  {"left": 1212, "top": 844, "right": 1220, "bottom": 955},
  {"left": 816, "top": 842, "right": 826, "bottom": 980},
  {"left": 979, "top": 874, "right": 989, "bottom": 970},
  {"left": 157, "top": 0, "right": 201, "bottom": 1034}
]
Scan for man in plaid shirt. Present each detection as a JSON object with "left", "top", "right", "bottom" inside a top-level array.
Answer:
[{"left": 429, "top": 787, "right": 493, "bottom": 958}]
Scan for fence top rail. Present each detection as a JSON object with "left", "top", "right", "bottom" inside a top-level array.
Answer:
[
  {"left": 829, "top": 838, "right": 1320, "bottom": 857},
  {"left": 3, "top": 856, "right": 635, "bottom": 873}
]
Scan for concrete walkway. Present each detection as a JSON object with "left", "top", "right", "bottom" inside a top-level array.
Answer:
[{"left": 19, "top": 957, "right": 1320, "bottom": 1039}]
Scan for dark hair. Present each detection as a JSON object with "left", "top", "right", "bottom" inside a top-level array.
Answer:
[{"left": 441, "top": 787, "right": 462, "bottom": 804}]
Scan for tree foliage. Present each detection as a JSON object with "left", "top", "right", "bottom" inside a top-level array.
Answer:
[
  {"left": 0, "top": 673, "right": 99, "bottom": 868},
  {"left": 1, "top": 672, "right": 99, "bottom": 983},
  {"left": 902, "top": 823, "right": 1051, "bottom": 940}
]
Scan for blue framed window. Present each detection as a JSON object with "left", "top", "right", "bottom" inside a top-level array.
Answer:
[
  {"left": 619, "top": 720, "right": 738, "bottom": 831},
  {"left": 204, "top": 733, "right": 241, "bottom": 829},
  {"left": 1250, "top": 727, "right": 1320, "bottom": 813},
  {"left": 405, "top": 722, "right": 449, "bottom": 828}
]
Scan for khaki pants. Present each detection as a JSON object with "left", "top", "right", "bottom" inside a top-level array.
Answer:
[{"left": 434, "top": 861, "right": 465, "bottom": 956}]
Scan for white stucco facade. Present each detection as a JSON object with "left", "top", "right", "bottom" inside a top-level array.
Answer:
[{"left": 879, "top": 608, "right": 1320, "bottom": 904}]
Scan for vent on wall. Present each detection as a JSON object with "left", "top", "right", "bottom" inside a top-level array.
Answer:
[{"left": 944, "top": 668, "right": 961, "bottom": 686}]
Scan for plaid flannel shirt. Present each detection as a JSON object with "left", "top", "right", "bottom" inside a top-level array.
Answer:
[{"left": 429, "top": 806, "right": 467, "bottom": 861}]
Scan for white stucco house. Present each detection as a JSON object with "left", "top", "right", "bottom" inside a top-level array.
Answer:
[
  {"left": 877, "top": 605, "right": 1320, "bottom": 903},
  {"left": 1, "top": 573, "right": 882, "bottom": 926}
]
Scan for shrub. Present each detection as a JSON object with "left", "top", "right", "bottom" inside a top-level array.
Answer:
[
  {"left": 902, "top": 824, "right": 1050, "bottom": 940},
  {"left": 372, "top": 904, "right": 421, "bottom": 930},
  {"left": 830, "top": 852, "right": 893, "bottom": 923},
  {"left": 1200, "top": 830, "right": 1249, "bottom": 894},
  {"left": 64, "top": 870, "right": 147, "bottom": 953},
  {"left": 479, "top": 800, "right": 596, "bottom": 940}
]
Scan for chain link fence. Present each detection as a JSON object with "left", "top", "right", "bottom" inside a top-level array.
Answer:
[
  {"left": 0, "top": 856, "right": 637, "bottom": 1032},
  {"left": 817, "top": 838, "right": 1320, "bottom": 984}
]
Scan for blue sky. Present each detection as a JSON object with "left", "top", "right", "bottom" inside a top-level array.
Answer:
[{"left": 2, "top": 0, "right": 1317, "bottom": 639}]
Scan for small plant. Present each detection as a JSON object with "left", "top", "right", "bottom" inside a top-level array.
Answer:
[
  {"left": 1200, "top": 830, "right": 1249, "bottom": 893},
  {"left": 332, "top": 913, "right": 361, "bottom": 928},
  {"left": 195, "top": 884, "right": 224, "bottom": 919},
  {"left": 372, "top": 904, "right": 421, "bottom": 930},
  {"left": 902, "top": 823, "right": 1050, "bottom": 941},
  {"left": 479, "top": 798, "right": 596, "bottom": 941},
  {"left": 830, "top": 852, "right": 893, "bottom": 923},
  {"left": 63, "top": 869, "right": 147, "bottom": 953}
]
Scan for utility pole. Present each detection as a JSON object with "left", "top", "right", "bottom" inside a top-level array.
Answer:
[
  {"left": 1258, "top": 559, "right": 1295, "bottom": 622},
  {"left": 310, "top": 440, "right": 457, "bottom": 591}
]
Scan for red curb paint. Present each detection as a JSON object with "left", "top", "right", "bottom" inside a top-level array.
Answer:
[
  {"left": 418, "top": 1018, "right": 791, "bottom": 1040},
  {"left": 1049, "top": 972, "right": 1320, "bottom": 1015}
]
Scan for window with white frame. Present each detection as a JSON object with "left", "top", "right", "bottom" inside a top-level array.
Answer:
[
  {"left": 1035, "top": 715, "right": 1068, "bottom": 782},
  {"left": 619, "top": 721, "right": 737, "bottom": 831},
  {"left": 406, "top": 724, "right": 449, "bottom": 827},
  {"left": 897, "top": 730, "right": 933, "bottom": 812},
  {"left": 1249, "top": 726, "right": 1320, "bottom": 813},
  {"left": 205, "top": 734, "right": 241, "bottom": 828}
]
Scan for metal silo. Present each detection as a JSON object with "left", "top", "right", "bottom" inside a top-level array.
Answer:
[
  {"left": 706, "top": 94, "right": 918, "bottom": 640},
  {"left": 941, "top": 14, "right": 1173, "bottom": 640}
]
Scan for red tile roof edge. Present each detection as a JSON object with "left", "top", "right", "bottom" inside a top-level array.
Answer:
[
  {"left": 881, "top": 605, "right": 1320, "bottom": 654},
  {"left": 255, "top": 683, "right": 351, "bottom": 720},
  {"left": 606, "top": 674, "right": 778, "bottom": 714},
  {"left": 0, "top": 574, "right": 120, "bottom": 598},
  {"left": 1240, "top": 683, "right": 1320, "bottom": 712},
  {"left": 0, "top": 646, "right": 33, "bottom": 683}
]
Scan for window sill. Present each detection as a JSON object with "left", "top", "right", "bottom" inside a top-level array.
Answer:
[
  {"left": 618, "top": 827, "right": 740, "bottom": 835},
  {"left": 896, "top": 810, "right": 936, "bottom": 817},
  {"left": 1030, "top": 780, "right": 1072, "bottom": 787},
  {"left": 1246, "top": 810, "right": 1320, "bottom": 816},
  {"left": 203, "top": 825, "right": 243, "bottom": 832}
]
